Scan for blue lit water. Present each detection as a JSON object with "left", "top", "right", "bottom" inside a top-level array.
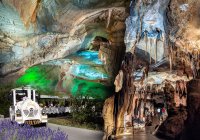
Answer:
[
  {"left": 76, "top": 51, "right": 103, "bottom": 65},
  {"left": 70, "top": 64, "right": 108, "bottom": 80},
  {"left": 66, "top": 50, "right": 108, "bottom": 80},
  {"left": 42, "top": 50, "right": 108, "bottom": 80}
]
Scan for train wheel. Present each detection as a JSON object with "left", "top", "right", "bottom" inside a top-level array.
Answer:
[{"left": 40, "top": 123, "right": 47, "bottom": 127}]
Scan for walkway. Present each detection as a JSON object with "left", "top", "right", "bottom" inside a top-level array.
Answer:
[
  {"left": 116, "top": 116, "right": 163, "bottom": 140},
  {"left": 48, "top": 123, "right": 104, "bottom": 140},
  {"left": 115, "top": 127, "right": 162, "bottom": 140}
]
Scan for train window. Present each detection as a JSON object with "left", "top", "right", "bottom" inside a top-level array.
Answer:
[
  {"left": 16, "top": 90, "right": 28, "bottom": 102},
  {"left": 31, "top": 90, "right": 33, "bottom": 100},
  {"left": 35, "top": 92, "right": 39, "bottom": 102},
  {"left": 35, "top": 94, "right": 38, "bottom": 102},
  {"left": 31, "top": 90, "right": 38, "bottom": 102}
]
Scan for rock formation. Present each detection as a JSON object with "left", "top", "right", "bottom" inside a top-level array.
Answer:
[
  {"left": 102, "top": 96, "right": 115, "bottom": 140},
  {"left": 0, "top": 0, "right": 200, "bottom": 139},
  {"left": 0, "top": 0, "right": 127, "bottom": 84},
  {"left": 102, "top": 0, "right": 200, "bottom": 139}
]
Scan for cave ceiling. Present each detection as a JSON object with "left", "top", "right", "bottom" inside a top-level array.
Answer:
[{"left": 0, "top": 0, "right": 127, "bottom": 79}]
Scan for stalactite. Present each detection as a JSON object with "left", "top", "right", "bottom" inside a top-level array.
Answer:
[
  {"left": 106, "top": 9, "right": 112, "bottom": 28},
  {"left": 175, "top": 80, "right": 187, "bottom": 99},
  {"left": 169, "top": 50, "right": 172, "bottom": 72},
  {"left": 149, "top": 38, "right": 153, "bottom": 64},
  {"left": 171, "top": 82, "right": 177, "bottom": 91},
  {"left": 144, "top": 30, "right": 148, "bottom": 55},
  {"left": 153, "top": 38, "right": 157, "bottom": 64},
  {"left": 191, "top": 58, "right": 197, "bottom": 78},
  {"left": 155, "top": 84, "right": 159, "bottom": 93},
  {"left": 149, "top": 83, "right": 153, "bottom": 91},
  {"left": 197, "top": 60, "right": 200, "bottom": 77},
  {"left": 145, "top": 64, "right": 149, "bottom": 77},
  {"left": 179, "top": 80, "right": 185, "bottom": 95},
  {"left": 176, "top": 81, "right": 180, "bottom": 94},
  {"left": 177, "top": 47, "right": 180, "bottom": 58},
  {"left": 184, "top": 81, "right": 187, "bottom": 94}
]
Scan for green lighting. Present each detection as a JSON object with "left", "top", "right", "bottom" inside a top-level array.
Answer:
[
  {"left": 70, "top": 78, "right": 113, "bottom": 100},
  {"left": 16, "top": 50, "right": 114, "bottom": 99},
  {"left": 16, "top": 65, "right": 59, "bottom": 93}
]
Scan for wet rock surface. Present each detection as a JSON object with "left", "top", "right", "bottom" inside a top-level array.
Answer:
[
  {"left": 156, "top": 78, "right": 200, "bottom": 140},
  {"left": 179, "top": 79, "right": 200, "bottom": 140},
  {"left": 103, "top": 0, "right": 200, "bottom": 139}
]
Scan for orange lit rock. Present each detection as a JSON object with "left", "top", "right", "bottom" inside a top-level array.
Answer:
[
  {"left": 102, "top": 96, "right": 115, "bottom": 140},
  {"left": 6, "top": 0, "right": 40, "bottom": 28}
]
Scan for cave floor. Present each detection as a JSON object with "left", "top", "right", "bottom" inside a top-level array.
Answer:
[
  {"left": 115, "top": 116, "right": 163, "bottom": 140},
  {"left": 115, "top": 132, "right": 161, "bottom": 140},
  {"left": 115, "top": 125, "right": 163, "bottom": 140},
  {"left": 48, "top": 123, "right": 103, "bottom": 140}
]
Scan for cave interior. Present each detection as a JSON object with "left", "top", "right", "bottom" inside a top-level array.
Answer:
[{"left": 0, "top": 0, "right": 200, "bottom": 140}]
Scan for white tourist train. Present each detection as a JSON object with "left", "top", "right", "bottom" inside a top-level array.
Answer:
[{"left": 9, "top": 86, "right": 48, "bottom": 126}]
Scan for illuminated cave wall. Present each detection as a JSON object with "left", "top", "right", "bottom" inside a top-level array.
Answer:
[
  {"left": 124, "top": 0, "right": 169, "bottom": 62},
  {"left": 0, "top": 0, "right": 127, "bottom": 100},
  {"left": 16, "top": 65, "right": 59, "bottom": 92},
  {"left": 0, "top": 0, "right": 127, "bottom": 76},
  {"left": 16, "top": 51, "right": 113, "bottom": 99},
  {"left": 0, "top": 1, "right": 35, "bottom": 37}
]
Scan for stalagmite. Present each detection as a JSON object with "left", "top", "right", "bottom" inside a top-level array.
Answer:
[
  {"left": 132, "top": 94, "right": 138, "bottom": 117},
  {"left": 102, "top": 96, "right": 115, "bottom": 140},
  {"left": 116, "top": 89, "right": 129, "bottom": 135},
  {"left": 139, "top": 99, "right": 144, "bottom": 121}
]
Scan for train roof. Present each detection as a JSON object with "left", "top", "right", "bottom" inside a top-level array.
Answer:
[
  {"left": 11, "top": 86, "right": 36, "bottom": 91},
  {"left": 40, "top": 95, "right": 66, "bottom": 99}
]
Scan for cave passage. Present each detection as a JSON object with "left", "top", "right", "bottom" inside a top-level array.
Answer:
[{"left": 16, "top": 36, "right": 115, "bottom": 100}]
